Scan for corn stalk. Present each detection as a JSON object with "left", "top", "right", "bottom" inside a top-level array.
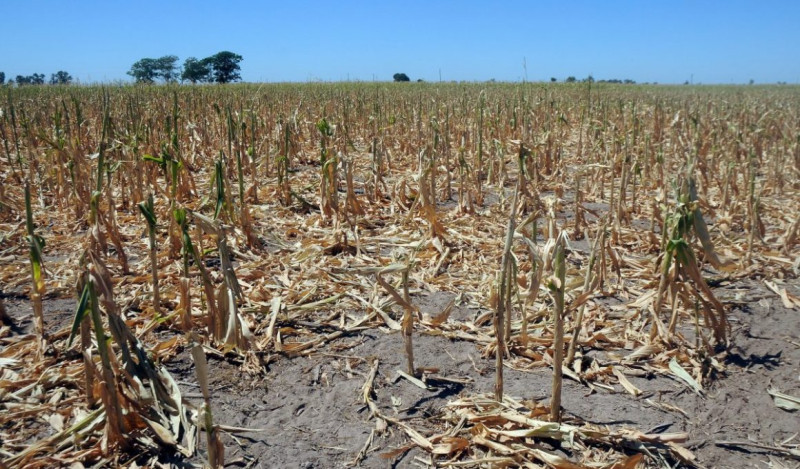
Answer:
[
  {"left": 192, "top": 211, "right": 252, "bottom": 351},
  {"left": 138, "top": 192, "right": 161, "bottom": 314},
  {"left": 24, "top": 181, "right": 46, "bottom": 348},
  {"left": 654, "top": 169, "right": 729, "bottom": 347},
  {"left": 70, "top": 251, "right": 196, "bottom": 456},
  {"left": 190, "top": 333, "right": 224, "bottom": 468},
  {"left": 566, "top": 224, "right": 602, "bottom": 366},
  {"left": 494, "top": 186, "right": 519, "bottom": 400},
  {"left": 375, "top": 262, "right": 418, "bottom": 376},
  {"left": 175, "top": 207, "right": 219, "bottom": 333},
  {"left": 549, "top": 234, "right": 566, "bottom": 422}
]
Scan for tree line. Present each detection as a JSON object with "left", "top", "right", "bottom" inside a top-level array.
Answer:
[
  {"left": 0, "top": 71, "right": 73, "bottom": 85},
  {"left": 127, "top": 51, "right": 243, "bottom": 84},
  {"left": 0, "top": 50, "right": 242, "bottom": 86},
  {"left": 555, "top": 75, "right": 636, "bottom": 84}
]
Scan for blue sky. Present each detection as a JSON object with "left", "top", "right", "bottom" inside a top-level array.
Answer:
[{"left": 2, "top": 1, "right": 798, "bottom": 84}]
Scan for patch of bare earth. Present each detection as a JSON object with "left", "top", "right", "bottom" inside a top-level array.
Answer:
[{"left": 4, "top": 279, "right": 782, "bottom": 468}]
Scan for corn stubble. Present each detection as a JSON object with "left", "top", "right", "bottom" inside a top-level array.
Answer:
[{"left": 0, "top": 82, "right": 798, "bottom": 468}]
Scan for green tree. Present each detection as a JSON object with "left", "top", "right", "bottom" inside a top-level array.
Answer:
[
  {"left": 16, "top": 73, "right": 45, "bottom": 85},
  {"left": 206, "top": 51, "right": 243, "bottom": 83},
  {"left": 155, "top": 55, "right": 179, "bottom": 82},
  {"left": 128, "top": 55, "right": 179, "bottom": 83},
  {"left": 550, "top": 77, "right": 557, "bottom": 82},
  {"left": 565, "top": 76, "right": 576, "bottom": 83},
  {"left": 393, "top": 73, "right": 410, "bottom": 82},
  {"left": 181, "top": 57, "right": 212, "bottom": 83},
  {"left": 50, "top": 70, "right": 73, "bottom": 85},
  {"left": 0, "top": 72, "right": 5, "bottom": 85},
  {"left": 128, "top": 58, "right": 159, "bottom": 83}
]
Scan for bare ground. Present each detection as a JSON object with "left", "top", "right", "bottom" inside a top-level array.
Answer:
[{"left": 4, "top": 277, "right": 799, "bottom": 469}]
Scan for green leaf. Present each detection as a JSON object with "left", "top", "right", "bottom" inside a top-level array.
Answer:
[
  {"left": 68, "top": 283, "right": 91, "bottom": 347},
  {"left": 142, "top": 154, "right": 166, "bottom": 167},
  {"left": 137, "top": 193, "right": 157, "bottom": 228},
  {"left": 169, "top": 159, "right": 182, "bottom": 190},
  {"left": 173, "top": 207, "right": 187, "bottom": 227},
  {"left": 316, "top": 118, "right": 333, "bottom": 136},
  {"left": 214, "top": 159, "right": 225, "bottom": 220},
  {"left": 666, "top": 237, "right": 688, "bottom": 253},
  {"left": 29, "top": 252, "right": 44, "bottom": 291},
  {"left": 673, "top": 242, "right": 695, "bottom": 267},
  {"left": 24, "top": 182, "right": 35, "bottom": 236}
]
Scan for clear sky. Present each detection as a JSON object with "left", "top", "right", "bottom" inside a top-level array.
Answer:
[{"left": 2, "top": 1, "right": 798, "bottom": 84}]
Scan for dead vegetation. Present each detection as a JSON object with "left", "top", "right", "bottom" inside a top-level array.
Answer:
[{"left": 1, "top": 82, "right": 799, "bottom": 468}]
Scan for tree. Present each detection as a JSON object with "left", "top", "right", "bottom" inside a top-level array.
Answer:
[
  {"left": 206, "top": 51, "right": 243, "bottom": 83},
  {"left": 155, "top": 55, "right": 179, "bottom": 82},
  {"left": 550, "top": 77, "right": 557, "bottom": 82},
  {"left": 128, "top": 58, "right": 159, "bottom": 83},
  {"left": 50, "top": 70, "right": 73, "bottom": 85},
  {"left": 393, "top": 73, "right": 410, "bottom": 82},
  {"left": 181, "top": 57, "right": 212, "bottom": 83},
  {"left": 0, "top": 72, "right": 4, "bottom": 85},
  {"left": 16, "top": 73, "right": 45, "bottom": 85},
  {"left": 565, "top": 76, "right": 576, "bottom": 83},
  {"left": 127, "top": 55, "right": 179, "bottom": 83}
]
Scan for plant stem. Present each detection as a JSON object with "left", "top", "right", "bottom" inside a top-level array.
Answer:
[{"left": 550, "top": 236, "right": 565, "bottom": 422}]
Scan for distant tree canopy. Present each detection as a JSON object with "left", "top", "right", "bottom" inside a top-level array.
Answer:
[
  {"left": 595, "top": 78, "right": 637, "bottom": 84},
  {"left": 4, "top": 71, "right": 73, "bottom": 86},
  {"left": 127, "top": 55, "right": 179, "bottom": 83},
  {"left": 393, "top": 73, "right": 410, "bottom": 82},
  {"left": 129, "top": 52, "right": 243, "bottom": 84},
  {"left": 206, "top": 51, "right": 243, "bottom": 83},
  {"left": 50, "top": 70, "right": 73, "bottom": 85},
  {"left": 181, "top": 57, "right": 212, "bottom": 83},
  {"left": 562, "top": 75, "right": 636, "bottom": 85},
  {"left": 181, "top": 52, "right": 243, "bottom": 83},
  {"left": 16, "top": 73, "right": 46, "bottom": 85}
]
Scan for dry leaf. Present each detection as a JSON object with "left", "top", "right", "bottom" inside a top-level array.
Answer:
[{"left": 767, "top": 387, "right": 800, "bottom": 411}]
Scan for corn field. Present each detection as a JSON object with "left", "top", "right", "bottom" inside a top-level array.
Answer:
[{"left": 1, "top": 82, "right": 799, "bottom": 468}]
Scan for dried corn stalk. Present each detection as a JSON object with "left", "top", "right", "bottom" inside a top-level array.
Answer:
[{"left": 193, "top": 211, "right": 252, "bottom": 351}]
